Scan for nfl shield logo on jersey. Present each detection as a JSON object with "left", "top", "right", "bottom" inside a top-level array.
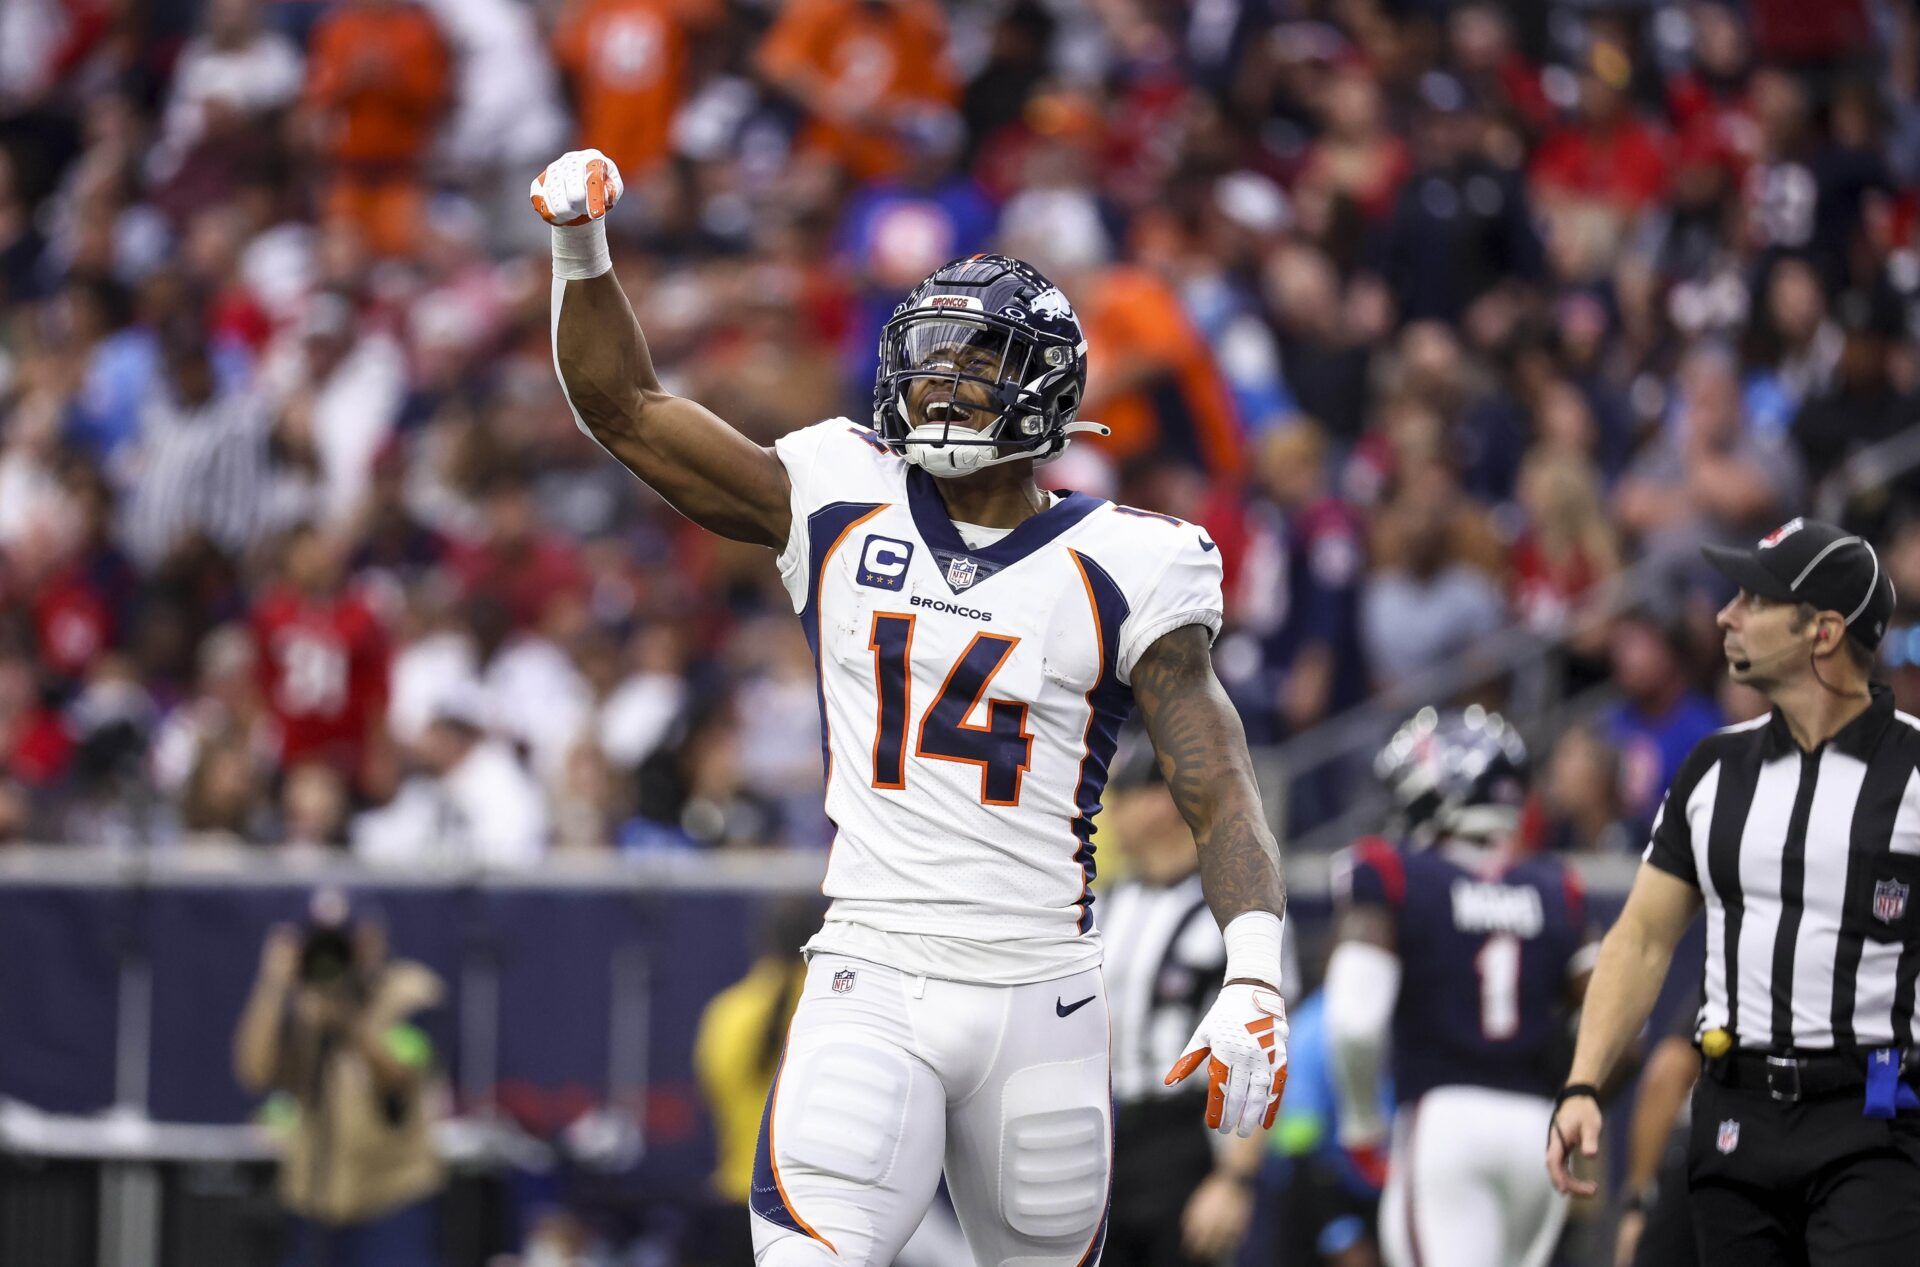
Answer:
[
  {"left": 1717, "top": 1119, "right": 1740, "bottom": 1154},
  {"left": 1874, "top": 878, "right": 1909, "bottom": 924},
  {"left": 831, "top": 969, "right": 857, "bottom": 995},
  {"left": 946, "top": 556, "right": 978, "bottom": 590}
]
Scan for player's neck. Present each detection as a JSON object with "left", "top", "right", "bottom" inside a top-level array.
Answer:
[{"left": 929, "top": 464, "right": 1047, "bottom": 531}]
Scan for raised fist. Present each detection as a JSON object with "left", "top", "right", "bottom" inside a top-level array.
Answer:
[{"left": 531, "top": 149, "right": 624, "bottom": 227}]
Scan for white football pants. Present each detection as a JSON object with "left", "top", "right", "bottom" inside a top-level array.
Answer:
[
  {"left": 1379, "top": 1086, "right": 1568, "bottom": 1267},
  {"left": 750, "top": 953, "right": 1112, "bottom": 1266}
]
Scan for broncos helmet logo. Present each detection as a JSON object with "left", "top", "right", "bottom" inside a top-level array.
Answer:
[{"left": 1030, "top": 287, "right": 1074, "bottom": 321}]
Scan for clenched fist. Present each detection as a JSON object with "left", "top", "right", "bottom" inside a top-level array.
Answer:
[{"left": 531, "top": 149, "right": 624, "bottom": 227}]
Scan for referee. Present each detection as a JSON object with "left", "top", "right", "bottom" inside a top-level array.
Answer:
[
  {"left": 1547, "top": 518, "right": 1920, "bottom": 1264},
  {"left": 1099, "top": 736, "right": 1270, "bottom": 1265}
]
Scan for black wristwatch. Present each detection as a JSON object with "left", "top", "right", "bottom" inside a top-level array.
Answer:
[{"left": 1622, "top": 1183, "right": 1658, "bottom": 1216}]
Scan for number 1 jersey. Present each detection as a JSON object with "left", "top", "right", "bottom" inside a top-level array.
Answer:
[{"left": 774, "top": 419, "right": 1224, "bottom": 984}]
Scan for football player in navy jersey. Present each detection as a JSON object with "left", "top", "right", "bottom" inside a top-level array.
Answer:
[{"left": 1325, "top": 707, "right": 1597, "bottom": 1267}]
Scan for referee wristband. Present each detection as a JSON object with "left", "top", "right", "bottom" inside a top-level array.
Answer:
[{"left": 1554, "top": 1083, "right": 1601, "bottom": 1113}]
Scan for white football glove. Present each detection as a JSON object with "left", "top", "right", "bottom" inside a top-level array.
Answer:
[
  {"left": 530, "top": 148, "right": 624, "bottom": 226},
  {"left": 1165, "top": 981, "right": 1290, "bottom": 1137}
]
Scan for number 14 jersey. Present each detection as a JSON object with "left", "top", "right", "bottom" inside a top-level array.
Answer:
[{"left": 773, "top": 419, "right": 1224, "bottom": 985}]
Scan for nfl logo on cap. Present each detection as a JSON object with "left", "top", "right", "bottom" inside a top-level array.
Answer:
[
  {"left": 947, "top": 557, "right": 978, "bottom": 590},
  {"left": 1874, "top": 878, "right": 1909, "bottom": 924},
  {"left": 1758, "top": 518, "right": 1805, "bottom": 548},
  {"left": 832, "top": 969, "right": 857, "bottom": 994},
  {"left": 1717, "top": 1120, "right": 1740, "bottom": 1154}
]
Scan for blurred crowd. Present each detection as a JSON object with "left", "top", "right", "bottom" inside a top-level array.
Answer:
[{"left": 3, "top": 0, "right": 1920, "bottom": 861}]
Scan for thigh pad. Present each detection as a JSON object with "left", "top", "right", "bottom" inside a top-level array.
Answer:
[
  {"left": 779, "top": 1041, "right": 912, "bottom": 1187},
  {"left": 998, "top": 1057, "right": 1110, "bottom": 1242}
]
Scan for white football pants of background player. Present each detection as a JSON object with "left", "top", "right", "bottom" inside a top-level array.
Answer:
[
  {"left": 1378, "top": 1086, "right": 1566, "bottom": 1267},
  {"left": 750, "top": 955, "right": 1111, "bottom": 1266},
  {"left": 1328, "top": 941, "right": 1566, "bottom": 1267}
]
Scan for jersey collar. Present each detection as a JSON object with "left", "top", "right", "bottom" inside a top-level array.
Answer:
[
  {"left": 905, "top": 466, "right": 1104, "bottom": 593},
  {"left": 1761, "top": 683, "right": 1895, "bottom": 760}
]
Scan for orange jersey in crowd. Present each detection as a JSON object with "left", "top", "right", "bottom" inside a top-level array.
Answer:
[
  {"left": 1080, "top": 267, "right": 1245, "bottom": 479},
  {"left": 553, "top": 0, "right": 722, "bottom": 180},
  {"left": 304, "top": 1, "right": 449, "bottom": 168},
  {"left": 756, "top": 0, "right": 958, "bottom": 181}
]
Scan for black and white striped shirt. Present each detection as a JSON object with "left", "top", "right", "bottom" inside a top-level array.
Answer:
[
  {"left": 1102, "top": 872, "right": 1224, "bottom": 1104},
  {"left": 118, "top": 387, "right": 275, "bottom": 572},
  {"left": 1645, "top": 685, "right": 1920, "bottom": 1052}
]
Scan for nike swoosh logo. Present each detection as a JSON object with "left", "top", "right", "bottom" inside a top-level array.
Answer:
[
  {"left": 1056, "top": 995, "right": 1096, "bottom": 1018},
  {"left": 1198, "top": 537, "right": 1217, "bottom": 552}
]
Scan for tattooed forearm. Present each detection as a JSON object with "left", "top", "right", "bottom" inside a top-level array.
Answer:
[{"left": 1131, "top": 623, "right": 1286, "bottom": 927}]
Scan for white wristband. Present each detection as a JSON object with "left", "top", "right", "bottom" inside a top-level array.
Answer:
[
  {"left": 551, "top": 220, "right": 611, "bottom": 281},
  {"left": 1223, "top": 910, "right": 1284, "bottom": 991}
]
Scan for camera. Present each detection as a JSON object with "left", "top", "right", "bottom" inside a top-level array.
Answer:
[{"left": 298, "top": 923, "right": 359, "bottom": 988}]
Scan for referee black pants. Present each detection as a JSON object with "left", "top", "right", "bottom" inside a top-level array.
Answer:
[
  {"left": 1104, "top": 1092, "right": 1215, "bottom": 1267},
  {"left": 1687, "top": 1074, "right": 1920, "bottom": 1265}
]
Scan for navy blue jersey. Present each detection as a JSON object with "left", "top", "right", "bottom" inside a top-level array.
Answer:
[{"left": 1341, "top": 837, "right": 1590, "bottom": 1102}]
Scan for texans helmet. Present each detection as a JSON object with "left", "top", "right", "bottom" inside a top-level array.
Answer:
[
  {"left": 1374, "top": 705, "right": 1529, "bottom": 846},
  {"left": 872, "top": 254, "right": 1107, "bottom": 477}
]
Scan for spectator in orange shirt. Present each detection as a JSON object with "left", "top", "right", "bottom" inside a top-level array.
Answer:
[
  {"left": 552, "top": 0, "right": 723, "bottom": 183},
  {"left": 1076, "top": 263, "right": 1247, "bottom": 481},
  {"left": 302, "top": 0, "right": 449, "bottom": 257},
  {"left": 756, "top": 0, "right": 959, "bottom": 182}
]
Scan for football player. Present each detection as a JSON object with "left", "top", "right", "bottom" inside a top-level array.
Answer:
[
  {"left": 532, "top": 150, "right": 1290, "bottom": 1265},
  {"left": 1325, "top": 708, "right": 1595, "bottom": 1267}
]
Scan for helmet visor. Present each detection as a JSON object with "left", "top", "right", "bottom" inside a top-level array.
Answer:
[{"left": 887, "top": 315, "right": 1028, "bottom": 386}]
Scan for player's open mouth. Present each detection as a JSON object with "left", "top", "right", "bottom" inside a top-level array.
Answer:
[{"left": 922, "top": 399, "right": 979, "bottom": 426}]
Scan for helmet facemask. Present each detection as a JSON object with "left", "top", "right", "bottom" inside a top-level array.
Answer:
[{"left": 875, "top": 308, "right": 1090, "bottom": 478}]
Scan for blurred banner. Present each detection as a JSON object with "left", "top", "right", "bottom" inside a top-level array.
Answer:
[{"left": 0, "top": 849, "right": 1685, "bottom": 1195}]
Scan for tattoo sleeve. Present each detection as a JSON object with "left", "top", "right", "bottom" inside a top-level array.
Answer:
[{"left": 1131, "top": 622, "right": 1286, "bottom": 927}]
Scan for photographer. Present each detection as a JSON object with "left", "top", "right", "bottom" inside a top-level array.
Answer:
[{"left": 233, "top": 898, "right": 446, "bottom": 1266}]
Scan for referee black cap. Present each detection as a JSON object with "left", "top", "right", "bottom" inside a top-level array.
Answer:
[{"left": 1702, "top": 517, "right": 1896, "bottom": 649}]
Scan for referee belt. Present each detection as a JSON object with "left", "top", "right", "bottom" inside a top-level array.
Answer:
[{"left": 1707, "top": 1049, "right": 1903, "bottom": 1102}]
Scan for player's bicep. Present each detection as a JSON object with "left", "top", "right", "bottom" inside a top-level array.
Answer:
[
  {"left": 552, "top": 273, "right": 791, "bottom": 547},
  {"left": 607, "top": 391, "right": 792, "bottom": 548}
]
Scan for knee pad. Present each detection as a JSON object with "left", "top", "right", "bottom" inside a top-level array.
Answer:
[
  {"left": 998, "top": 1058, "right": 1109, "bottom": 1241},
  {"left": 780, "top": 1041, "right": 911, "bottom": 1187},
  {"left": 756, "top": 1232, "right": 841, "bottom": 1267}
]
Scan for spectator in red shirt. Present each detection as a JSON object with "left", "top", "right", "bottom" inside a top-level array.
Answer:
[
  {"left": 1665, "top": 2, "right": 1759, "bottom": 182},
  {"left": 251, "top": 524, "right": 390, "bottom": 781},
  {"left": 1295, "top": 66, "right": 1410, "bottom": 225},
  {"left": 29, "top": 466, "right": 137, "bottom": 687},
  {"left": 1531, "top": 43, "right": 1670, "bottom": 221},
  {"left": 446, "top": 474, "right": 588, "bottom": 632},
  {"left": 1508, "top": 449, "right": 1621, "bottom": 672}
]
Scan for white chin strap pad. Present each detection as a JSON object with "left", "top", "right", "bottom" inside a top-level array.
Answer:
[
  {"left": 900, "top": 423, "right": 1000, "bottom": 476},
  {"left": 898, "top": 418, "right": 1111, "bottom": 478}
]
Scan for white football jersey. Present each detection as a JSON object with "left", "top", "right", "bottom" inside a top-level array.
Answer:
[{"left": 773, "top": 419, "right": 1224, "bottom": 985}]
